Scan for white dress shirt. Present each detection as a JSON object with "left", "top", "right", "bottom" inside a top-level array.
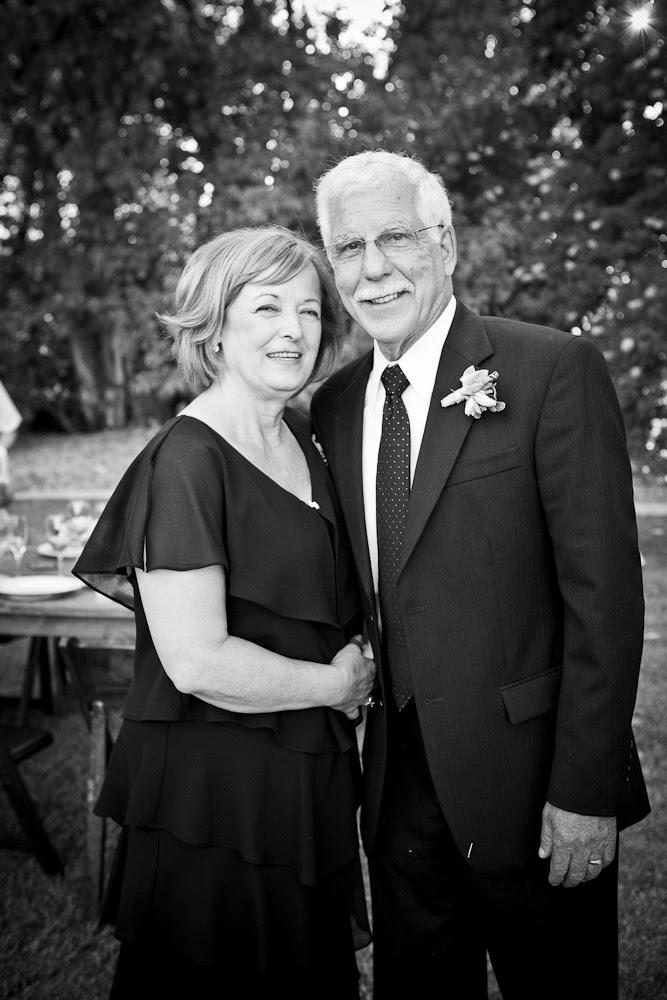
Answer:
[{"left": 362, "top": 296, "right": 457, "bottom": 595}]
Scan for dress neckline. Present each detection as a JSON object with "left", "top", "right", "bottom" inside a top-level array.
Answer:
[{"left": 178, "top": 412, "right": 327, "bottom": 516}]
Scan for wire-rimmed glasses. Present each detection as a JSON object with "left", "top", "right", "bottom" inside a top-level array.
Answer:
[{"left": 325, "top": 224, "right": 445, "bottom": 267}]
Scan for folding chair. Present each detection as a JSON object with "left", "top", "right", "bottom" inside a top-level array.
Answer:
[
  {"left": 0, "top": 722, "right": 63, "bottom": 874},
  {"left": 57, "top": 637, "right": 134, "bottom": 919}
]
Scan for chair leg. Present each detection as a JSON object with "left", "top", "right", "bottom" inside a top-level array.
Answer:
[
  {"left": 57, "top": 638, "right": 92, "bottom": 731},
  {"left": 17, "top": 637, "right": 42, "bottom": 727},
  {"left": 0, "top": 743, "right": 63, "bottom": 875},
  {"left": 86, "top": 700, "right": 108, "bottom": 919}
]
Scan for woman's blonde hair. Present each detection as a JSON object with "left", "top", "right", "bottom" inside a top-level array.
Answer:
[{"left": 158, "top": 225, "right": 344, "bottom": 389}]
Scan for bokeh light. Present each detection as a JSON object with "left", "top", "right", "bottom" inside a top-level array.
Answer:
[
  {"left": 620, "top": 1, "right": 660, "bottom": 51},
  {"left": 630, "top": 5, "right": 652, "bottom": 30}
]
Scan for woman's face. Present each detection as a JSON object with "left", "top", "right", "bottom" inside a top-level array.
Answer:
[{"left": 218, "top": 263, "right": 323, "bottom": 400}]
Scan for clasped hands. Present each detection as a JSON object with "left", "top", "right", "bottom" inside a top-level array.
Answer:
[
  {"left": 330, "top": 635, "right": 376, "bottom": 720},
  {"left": 539, "top": 802, "right": 617, "bottom": 887}
]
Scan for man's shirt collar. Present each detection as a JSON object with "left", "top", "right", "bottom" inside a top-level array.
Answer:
[{"left": 365, "top": 295, "right": 457, "bottom": 409}]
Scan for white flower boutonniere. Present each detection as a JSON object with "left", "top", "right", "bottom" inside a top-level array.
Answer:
[
  {"left": 311, "top": 433, "right": 328, "bottom": 465},
  {"left": 440, "top": 366, "right": 506, "bottom": 420}
]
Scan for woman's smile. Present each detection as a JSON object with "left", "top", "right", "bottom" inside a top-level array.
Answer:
[{"left": 219, "top": 263, "right": 323, "bottom": 398}]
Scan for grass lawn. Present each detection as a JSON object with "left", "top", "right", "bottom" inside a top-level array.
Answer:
[{"left": 0, "top": 431, "right": 665, "bottom": 999}]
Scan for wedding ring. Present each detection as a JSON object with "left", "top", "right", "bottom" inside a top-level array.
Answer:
[
  {"left": 588, "top": 859, "right": 603, "bottom": 865},
  {"left": 364, "top": 696, "right": 375, "bottom": 708}
]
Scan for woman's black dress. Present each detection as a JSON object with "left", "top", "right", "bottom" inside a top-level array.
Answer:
[{"left": 73, "top": 410, "right": 370, "bottom": 998}]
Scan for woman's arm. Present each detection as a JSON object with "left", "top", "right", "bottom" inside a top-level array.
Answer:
[{"left": 136, "top": 564, "right": 375, "bottom": 717}]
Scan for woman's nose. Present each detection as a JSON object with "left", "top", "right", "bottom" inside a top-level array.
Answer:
[{"left": 280, "top": 309, "right": 301, "bottom": 338}]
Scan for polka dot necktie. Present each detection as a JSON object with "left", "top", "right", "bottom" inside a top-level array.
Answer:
[{"left": 377, "top": 364, "right": 413, "bottom": 710}]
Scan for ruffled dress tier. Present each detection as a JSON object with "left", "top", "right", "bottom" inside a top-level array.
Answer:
[{"left": 74, "top": 410, "right": 370, "bottom": 995}]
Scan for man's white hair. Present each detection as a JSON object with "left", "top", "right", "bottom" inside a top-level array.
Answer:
[{"left": 315, "top": 150, "right": 453, "bottom": 246}]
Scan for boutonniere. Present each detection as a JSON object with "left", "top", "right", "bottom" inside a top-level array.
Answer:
[
  {"left": 311, "top": 433, "right": 328, "bottom": 465},
  {"left": 440, "top": 366, "right": 506, "bottom": 420}
]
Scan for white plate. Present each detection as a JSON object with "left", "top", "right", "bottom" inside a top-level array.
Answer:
[
  {"left": 0, "top": 575, "right": 86, "bottom": 600},
  {"left": 37, "top": 542, "right": 83, "bottom": 560}
]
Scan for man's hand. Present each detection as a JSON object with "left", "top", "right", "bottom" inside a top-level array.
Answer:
[{"left": 539, "top": 802, "right": 617, "bottom": 887}]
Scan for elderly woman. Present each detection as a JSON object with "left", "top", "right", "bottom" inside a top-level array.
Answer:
[{"left": 74, "top": 226, "right": 375, "bottom": 999}]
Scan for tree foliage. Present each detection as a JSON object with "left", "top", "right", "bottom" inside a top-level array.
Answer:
[{"left": 0, "top": 0, "right": 665, "bottom": 473}]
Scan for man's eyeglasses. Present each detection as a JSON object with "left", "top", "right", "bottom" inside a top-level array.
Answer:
[{"left": 325, "top": 225, "right": 445, "bottom": 266}]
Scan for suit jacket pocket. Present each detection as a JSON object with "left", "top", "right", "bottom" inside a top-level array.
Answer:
[
  {"left": 446, "top": 444, "right": 521, "bottom": 487},
  {"left": 500, "top": 666, "right": 563, "bottom": 725}
]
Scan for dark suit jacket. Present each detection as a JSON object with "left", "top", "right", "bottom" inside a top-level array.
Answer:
[{"left": 311, "top": 300, "right": 650, "bottom": 874}]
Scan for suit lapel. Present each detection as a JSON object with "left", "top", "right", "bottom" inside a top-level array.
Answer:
[
  {"left": 400, "top": 303, "right": 494, "bottom": 575},
  {"left": 330, "top": 353, "right": 375, "bottom": 604}
]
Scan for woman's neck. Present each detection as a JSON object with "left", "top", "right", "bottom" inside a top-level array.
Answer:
[{"left": 182, "top": 379, "right": 290, "bottom": 451}]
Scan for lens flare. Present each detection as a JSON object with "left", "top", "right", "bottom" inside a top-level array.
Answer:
[
  {"left": 630, "top": 6, "right": 652, "bottom": 30},
  {"left": 620, "top": 1, "right": 661, "bottom": 51}
]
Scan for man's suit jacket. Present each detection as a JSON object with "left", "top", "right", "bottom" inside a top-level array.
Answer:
[{"left": 311, "top": 301, "right": 650, "bottom": 874}]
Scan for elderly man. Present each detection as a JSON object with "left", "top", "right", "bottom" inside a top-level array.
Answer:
[{"left": 311, "top": 150, "right": 649, "bottom": 999}]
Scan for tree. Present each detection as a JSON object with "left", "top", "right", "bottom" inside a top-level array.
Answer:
[
  {"left": 0, "top": 0, "right": 220, "bottom": 426},
  {"left": 0, "top": 0, "right": 404, "bottom": 427},
  {"left": 508, "top": 1, "right": 667, "bottom": 471},
  {"left": 1, "top": 0, "right": 664, "bottom": 476},
  {"left": 383, "top": 0, "right": 667, "bottom": 475}
]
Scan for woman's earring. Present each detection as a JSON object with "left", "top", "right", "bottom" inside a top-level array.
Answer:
[{"left": 213, "top": 343, "right": 221, "bottom": 354}]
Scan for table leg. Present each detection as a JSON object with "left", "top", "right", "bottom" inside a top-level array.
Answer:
[
  {"left": 16, "top": 638, "right": 54, "bottom": 725},
  {"left": 41, "top": 639, "right": 56, "bottom": 715},
  {"left": 55, "top": 638, "right": 91, "bottom": 730}
]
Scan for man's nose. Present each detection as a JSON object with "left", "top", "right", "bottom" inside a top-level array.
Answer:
[{"left": 361, "top": 240, "right": 393, "bottom": 279}]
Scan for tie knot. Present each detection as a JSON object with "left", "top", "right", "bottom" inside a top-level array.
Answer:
[{"left": 381, "top": 364, "right": 410, "bottom": 397}]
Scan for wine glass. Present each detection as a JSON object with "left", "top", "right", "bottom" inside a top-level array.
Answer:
[
  {"left": 66, "top": 500, "right": 91, "bottom": 518},
  {"left": 44, "top": 513, "right": 71, "bottom": 576},
  {"left": 5, "top": 514, "right": 29, "bottom": 576},
  {"left": 0, "top": 509, "right": 11, "bottom": 567},
  {"left": 64, "top": 500, "right": 95, "bottom": 549}
]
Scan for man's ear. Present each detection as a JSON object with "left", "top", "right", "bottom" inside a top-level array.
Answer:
[{"left": 440, "top": 226, "right": 457, "bottom": 276}]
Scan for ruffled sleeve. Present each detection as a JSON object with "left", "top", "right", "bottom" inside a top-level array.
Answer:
[{"left": 73, "top": 417, "right": 228, "bottom": 608}]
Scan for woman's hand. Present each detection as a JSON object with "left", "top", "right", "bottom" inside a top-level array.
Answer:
[
  {"left": 330, "top": 636, "right": 376, "bottom": 720},
  {"left": 137, "top": 567, "right": 377, "bottom": 715}
]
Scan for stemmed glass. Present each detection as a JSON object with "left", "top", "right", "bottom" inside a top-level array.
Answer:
[
  {"left": 5, "top": 515, "right": 29, "bottom": 576},
  {"left": 64, "top": 500, "right": 95, "bottom": 549},
  {"left": 0, "top": 511, "right": 12, "bottom": 569},
  {"left": 44, "top": 513, "right": 71, "bottom": 577},
  {"left": 66, "top": 499, "right": 91, "bottom": 521}
]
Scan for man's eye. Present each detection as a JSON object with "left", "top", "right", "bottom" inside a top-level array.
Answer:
[
  {"left": 337, "top": 240, "right": 362, "bottom": 254},
  {"left": 382, "top": 231, "right": 410, "bottom": 245}
]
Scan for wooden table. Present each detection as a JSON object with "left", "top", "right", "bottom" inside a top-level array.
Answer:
[
  {"left": 0, "top": 579, "right": 135, "bottom": 725},
  {"left": 0, "top": 569, "right": 135, "bottom": 911}
]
